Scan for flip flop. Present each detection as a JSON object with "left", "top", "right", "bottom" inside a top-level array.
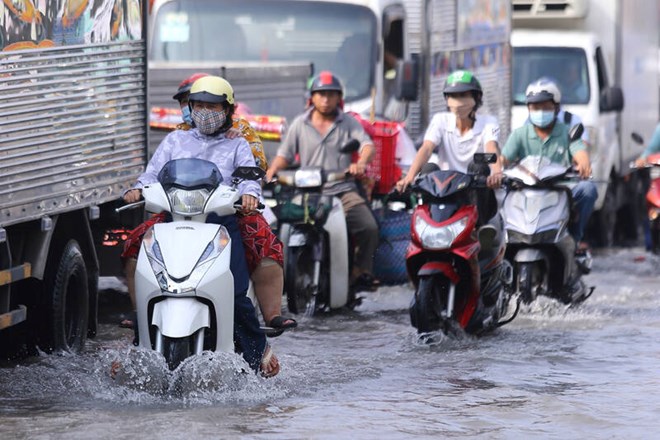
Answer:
[
  {"left": 119, "top": 318, "right": 134, "bottom": 329},
  {"left": 260, "top": 315, "right": 298, "bottom": 338},
  {"left": 260, "top": 345, "right": 280, "bottom": 378}
]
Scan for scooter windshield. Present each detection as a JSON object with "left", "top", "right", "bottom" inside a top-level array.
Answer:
[
  {"left": 415, "top": 170, "right": 472, "bottom": 198},
  {"left": 158, "top": 158, "right": 223, "bottom": 191}
]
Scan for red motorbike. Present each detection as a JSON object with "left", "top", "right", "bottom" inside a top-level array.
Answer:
[
  {"left": 405, "top": 154, "right": 515, "bottom": 337},
  {"left": 631, "top": 133, "right": 660, "bottom": 253}
]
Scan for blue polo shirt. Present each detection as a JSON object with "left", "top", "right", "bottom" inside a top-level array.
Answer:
[{"left": 502, "top": 121, "right": 586, "bottom": 166}]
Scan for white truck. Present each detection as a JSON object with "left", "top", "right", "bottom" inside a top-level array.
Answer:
[
  {"left": 510, "top": 0, "right": 659, "bottom": 246},
  {"left": 146, "top": 0, "right": 513, "bottom": 189},
  {"left": 0, "top": 0, "right": 148, "bottom": 354}
]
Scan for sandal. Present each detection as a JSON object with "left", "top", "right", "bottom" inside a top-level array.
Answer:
[
  {"left": 260, "top": 345, "right": 280, "bottom": 378},
  {"left": 261, "top": 315, "right": 298, "bottom": 338}
]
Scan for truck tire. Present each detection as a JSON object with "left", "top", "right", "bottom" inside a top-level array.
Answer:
[{"left": 43, "top": 240, "right": 89, "bottom": 353}]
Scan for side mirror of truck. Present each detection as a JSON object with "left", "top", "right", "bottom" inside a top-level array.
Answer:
[
  {"left": 569, "top": 123, "right": 584, "bottom": 142},
  {"left": 600, "top": 86, "right": 624, "bottom": 112},
  {"left": 394, "top": 58, "right": 419, "bottom": 102}
]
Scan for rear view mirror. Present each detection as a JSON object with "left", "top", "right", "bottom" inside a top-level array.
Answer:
[
  {"left": 232, "top": 166, "right": 265, "bottom": 181},
  {"left": 473, "top": 153, "right": 497, "bottom": 164},
  {"left": 631, "top": 132, "right": 644, "bottom": 145},
  {"left": 600, "top": 86, "right": 624, "bottom": 112},
  {"left": 394, "top": 58, "right": 419, "bottom": 102},
  {"left": 340, "top": 139, "right": 360, "bottom": 154},
  {"left": 569, "top": 123, "right": 584, "bottom": 142}
]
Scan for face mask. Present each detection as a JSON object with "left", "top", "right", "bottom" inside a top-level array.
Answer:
[
  {"left": 446, "top": 96, "right": 476, "bottom": 120},
  {"left": 181, "top": 105, "right": 192, "bottom": 125},
  {"left": 529, "top": 110, "right": 556, "bottom": 128},
  {"left": 191, "top": 107, "right": 227, "bottom": 134}
]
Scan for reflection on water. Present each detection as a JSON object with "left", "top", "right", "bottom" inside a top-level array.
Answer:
[{"left": 0, "top": 248, "right": 659, "bottom": 438}]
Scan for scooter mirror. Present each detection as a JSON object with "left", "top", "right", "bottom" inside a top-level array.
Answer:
[
  {"left": 473, "top": 153, "right": 497, "bottom": 164},
  {"left": 340, "top": 139, "right": 360, "bottom": 154},
  {"left": 568, "top": 123, "right": 584, "bottom": 142},
  {"left": 232, "top": 166, "right": 266, "bottom": 181},
  {"left": 631, "top": 132, "right": 644, "bottom": 145}
]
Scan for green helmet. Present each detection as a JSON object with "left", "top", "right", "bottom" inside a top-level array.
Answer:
[{"left": 443, "top": 70, "right": 483, "bottom": 94}]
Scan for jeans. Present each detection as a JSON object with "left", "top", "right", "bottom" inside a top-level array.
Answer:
[
  {"left": 569, "top": 180, "right": 598, "bottom": 244},
  {"left": 206, "top": 213, "right": 265, "bottom": 372}
]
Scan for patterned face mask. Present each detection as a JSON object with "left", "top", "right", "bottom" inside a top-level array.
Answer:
[{"left": 191, "top": 107, "right": 226, "bottom": 134}]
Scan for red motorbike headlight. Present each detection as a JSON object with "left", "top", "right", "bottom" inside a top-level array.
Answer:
[{"left": 413, "top": 214, "right": 469, "bottom": 250}]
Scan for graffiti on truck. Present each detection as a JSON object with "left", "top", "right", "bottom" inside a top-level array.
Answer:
[{"left": 0, "top": 0, "right": 142, "bottom": 52}]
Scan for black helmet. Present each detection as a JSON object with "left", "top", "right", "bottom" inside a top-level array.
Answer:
[
  {"left": 443, "top": 70, "right": 483, "bottom": 94},
  {"left": 308, "top": 71, "right": 344, "bottom": 95}
]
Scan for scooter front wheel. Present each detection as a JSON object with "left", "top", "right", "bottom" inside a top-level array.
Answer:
[
  {"left": 162, "top": 336, "right": 193, "bottom": 370},
  {"left": 285, "top": 246, "right": 317, "bottom": 316},
  {"left": 410, "top": 275, "right": 447, "bottom": 333}
]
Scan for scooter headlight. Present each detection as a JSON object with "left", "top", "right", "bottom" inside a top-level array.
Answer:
[
  {"left": 414, "top": 215, "right": 468, "bottom": 250},
  {"left": 294, "top": 169, "right": 323, "bottom": 188},
  {"left": 167, "top": 188, "right": 210, "bottom": 215}
]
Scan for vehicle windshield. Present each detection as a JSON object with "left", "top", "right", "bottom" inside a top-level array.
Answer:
[
  {"left": 150, "top": 0, "right": 377, "bottom": 101},
  {"left": 512, "top": 47, "right": 590, "bottom": 105},
  {"left": 157, "top": 158, "right": 223, "bottom": 190}
]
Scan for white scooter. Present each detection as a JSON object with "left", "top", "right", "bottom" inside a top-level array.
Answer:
[
  {"left": 502, "top": 155, "right": 594, "bottom": 305},
  {"left": 123, "top": 158, "right": 265, "bottom": 370},
  {"left": 272, "top": 140, "right": 360, "bottom": 316}
]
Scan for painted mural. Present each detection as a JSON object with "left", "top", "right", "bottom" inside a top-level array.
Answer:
[{"left": 0, "top": 0, "right": 143, "bottom": 52}]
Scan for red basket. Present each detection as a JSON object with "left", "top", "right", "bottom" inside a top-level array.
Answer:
[{"left": 349, "top": 113, "right": 402, "bottom": 195}]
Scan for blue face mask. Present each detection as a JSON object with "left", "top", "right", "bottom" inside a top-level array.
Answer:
[
  {"left": 529, "top": 110, "right": 555, "bottom": 128},
  {"left": 181, "top": 105, "right": 192, "bottom": 124}
]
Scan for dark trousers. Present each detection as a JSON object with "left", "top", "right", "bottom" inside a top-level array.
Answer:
[{"left": 207, "top": 213, "right": 265, "bottom": 372}]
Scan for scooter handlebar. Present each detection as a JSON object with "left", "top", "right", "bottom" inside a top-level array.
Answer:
[{"left": 115, "top": 200, "right": 145, "bottom": 213}]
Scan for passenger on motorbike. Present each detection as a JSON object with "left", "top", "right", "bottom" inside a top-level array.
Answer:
[
  {"left": 123, "top": 76, "right": 279, "bottom": 377},
  {"left": 265, "top": 71, "right": 380, "bottom": 292},
  {"left": 501, "top": 79, "right": 598, "bottom": 255}
]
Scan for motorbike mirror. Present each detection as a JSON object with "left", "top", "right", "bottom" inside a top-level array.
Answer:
[
  {"left": 473, "top": 152, "right": 497, "bottom": 164},
  {"left": 340, "top": 139, "right": 360, "bottom": 154},
  {"left": 631, "top": 132, "right": 644, "bottom": 145},
  {"left": 568, "top": 123, "right": 584, "bottom": 142},
  {"left": 232, "top": 166, "right": 266, "bottom": 181}
]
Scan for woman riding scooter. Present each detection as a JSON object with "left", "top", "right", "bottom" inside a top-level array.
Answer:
[{"left": 123, "top": 76, "right": 279, "bottom": 377}]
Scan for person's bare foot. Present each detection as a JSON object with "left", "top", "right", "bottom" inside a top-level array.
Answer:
[{"left": 260, "top": 345, "right": 280, "bottom": 378}]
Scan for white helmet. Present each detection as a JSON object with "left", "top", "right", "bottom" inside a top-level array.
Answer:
[{"left": 525, "top": 77, "right": 561, "bottom": 104}]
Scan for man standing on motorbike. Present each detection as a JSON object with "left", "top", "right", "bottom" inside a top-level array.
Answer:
[
  {"left": 501, "top": 79, "right": 598, "bottom": 259},
  {"left": 265, "top": 71, "right": 380, "bottom": 292},
  {"left": 395, "top": 70, "right": 503, "bottom": 192},
  {"left": 123, "top": 76, "right": 279, "bottom": 377}
]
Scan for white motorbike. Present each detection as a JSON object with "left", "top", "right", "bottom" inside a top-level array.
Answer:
[
  {"left": 502, "top": 155, "right": 594, "bottom": 305},
  {"left": 272, "top": 140, "right": 360, "bottom": 316},
  {"left": 123, "top": 158, "right": 265, "bottom": 370}
]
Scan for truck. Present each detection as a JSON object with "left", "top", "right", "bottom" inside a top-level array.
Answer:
[
  {"left": 510, "top": 0, "right": 660, "bottom": 246},
  {"left": 147, "top": 0, "right": 314, "bottom": 158},
  {"left": 0, "top": 0, "right": 149, "bottom": 354},
  {"left": 146, "top": 0, "right": 513, "bottom": 191}
]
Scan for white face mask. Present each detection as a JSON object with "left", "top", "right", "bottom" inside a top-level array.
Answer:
[{"left": 446, "top": 96, "right": 476, "bottom": 120}]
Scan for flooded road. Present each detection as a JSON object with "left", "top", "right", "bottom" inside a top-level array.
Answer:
[{"left": 1, "top": 247, "right": 659, "bottom": 439}]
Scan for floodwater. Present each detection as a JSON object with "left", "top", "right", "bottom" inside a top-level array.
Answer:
[{"left": 1, "top": 247, "right": 659, "bottom": 439}]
